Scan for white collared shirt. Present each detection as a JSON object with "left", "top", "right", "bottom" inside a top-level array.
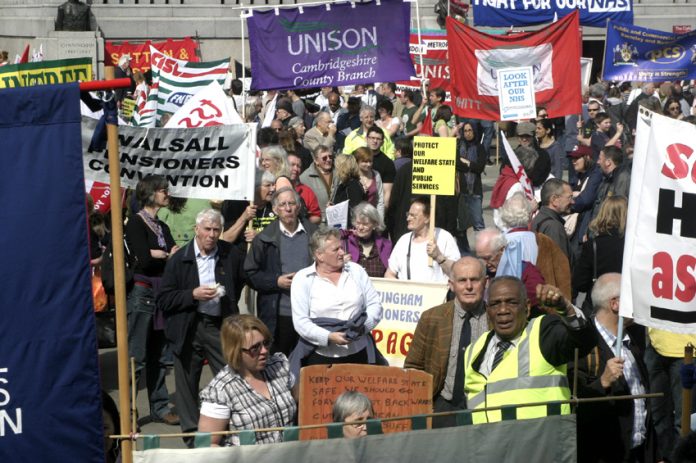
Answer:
[
  {"left": 194, "top": 239, "right": 220, "bottom": 316},
  {"left": 279, "top": 220, "right": 305, "bottom": 238}
]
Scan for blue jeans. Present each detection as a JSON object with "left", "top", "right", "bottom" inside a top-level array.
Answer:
[
  {"left": 465, "top": 194, "right": 485, "bottom": 231},
  {"left": 644, "top": 344, "right": 694, "bottom": 460},
  {"left": 127, "top": 284, "right": 172, "bottom": 419}
]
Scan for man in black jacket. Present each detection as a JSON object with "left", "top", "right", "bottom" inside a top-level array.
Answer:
[
  {"left": 569, "top": 273, "right": 654, "bottom": 463},
  {"left": 157, "top": 208, "right": 245, "bottom": 446},
  {"left": 244, "top": 187, "right": 317, "bottom": 355}
]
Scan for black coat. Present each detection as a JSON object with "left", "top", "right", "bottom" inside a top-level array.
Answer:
[
  {"left": 568, "top": 323, "right": 655, "bottom": 463},
  {"left": 157, "top": 239, "right": 245, "bottom": 356},
  {"left": 244, "top": 218, "right": 317, "bottom": 335},
  {"left": 572, "top": 232, "right": 625, "bottom": 295}
]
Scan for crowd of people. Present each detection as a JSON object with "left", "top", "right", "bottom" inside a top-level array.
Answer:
[{"left": 87, "top": 78, "right": 696, "bottom": 462}]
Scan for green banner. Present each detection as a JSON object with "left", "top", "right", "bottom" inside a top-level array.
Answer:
[{"left": 0, "top": 58, "right": 92, "bottom": 88}]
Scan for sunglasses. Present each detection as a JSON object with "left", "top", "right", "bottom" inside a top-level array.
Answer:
[
  {"left": 669, "top": 106, "right": 680, "bottom": 111},
  {"left": 242, "top": 339, "right": 272, "bottom": 356}
]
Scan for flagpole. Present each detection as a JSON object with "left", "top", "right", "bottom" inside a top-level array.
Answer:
[
  {"left": 103, "top": 66, "right": 134, "bottom": 463},
  {"left": 600, "top": 19, "right": 609, "bottom": 83}
]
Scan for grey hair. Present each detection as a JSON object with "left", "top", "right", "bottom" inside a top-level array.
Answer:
[
  {"left": 256, "top": 169, "right": 277, "bottom": 188},
  {"left": 271, "top": 186, "right": 301, "bottom": 208},
  {"left": 589, "top": 83, "right": 606, "bottom": 99},
  {"left": 591, "top": 273, "right": 622, "bottom": 313},
  {"left": 351, "top": 202, "right": 385, "bottom": 232},
  {"left": 261, "top": 145, "right": 290, "bottom": 178},
  {"left": 540, "top": 178, "right": 569, "bottom": 206},
  {"left": 195, "top": 208, "right": 224, "bottom": 229},
  {"left": 315, "top": 111, "right": 332, "bottom": 124},
  {"left": 309, "top": 226, "right": 342, "bottom": 259},
  {"left": 499, "top": 192, "right": 533, "bottom": 228},
  {"left": 514, "top": 145, "right": 538, "bottom": 173},
  {"left": 359, "top": 106, "right": 376, "bottom": 118},
  {"left": 332, "top": 391, "right": 374, "bottom": 423},
  {"left": 477, "top": 227, "right": 508, "bottom": 254}
]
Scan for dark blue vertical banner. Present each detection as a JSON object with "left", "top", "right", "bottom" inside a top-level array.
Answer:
[{"left": 0, "top": 83, "right": 104, "bottom": 462}]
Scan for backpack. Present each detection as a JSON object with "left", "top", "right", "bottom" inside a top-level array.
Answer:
[{"left": 101, "top": 234, "right": 136, "bottom": 295}]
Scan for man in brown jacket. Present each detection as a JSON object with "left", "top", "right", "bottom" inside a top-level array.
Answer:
[{"left": 404, "top": 256, "right": 487, "bottom": 427}]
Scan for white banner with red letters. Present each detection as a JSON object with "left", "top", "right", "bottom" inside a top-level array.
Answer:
[{"left": 621, "top": 109, "right": 696, "bottom": 332}]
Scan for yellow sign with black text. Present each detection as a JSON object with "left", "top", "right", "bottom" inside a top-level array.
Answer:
[
  {"left": 411, "top": 136, "right": 456, "bottom": 195},
  {"left": 0, "top": 58, "right": 92, "bottom": 88}
]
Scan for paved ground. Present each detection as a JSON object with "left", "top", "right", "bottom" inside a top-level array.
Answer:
[{"left": 101, "top": 155, "right": 506, "bottom": 449}]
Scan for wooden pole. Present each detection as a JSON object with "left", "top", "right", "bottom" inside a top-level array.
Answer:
[
  {"left": 428, "top": 195, "right": 436, "bottom": 267},
  {"left": 682, "top": 344, "right": 694, "bottom": 437},
  {"left": 104, "top": 66, "right": 134, "bottom": 463}
]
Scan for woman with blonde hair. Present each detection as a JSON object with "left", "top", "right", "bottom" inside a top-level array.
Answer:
[
  {"left": 353, "top": 147, "right": 384, "bottom": 220},
  {"left": 259, "top": 145, "right": 290, "bottom": 178},
  {"left": 331, "top": 154, "right": 364, "bottom": 213},
  {"left": 572, "top": 195, "right": 628, "bottom": 305},
  {"left": 198, "top": 314, "right": 297, "bottom": 446}
]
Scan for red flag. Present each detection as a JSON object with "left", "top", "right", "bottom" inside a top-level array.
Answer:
[
  {"left": 446, "top": 11, "right": 581, "bottom": 121},
  {"left": 419, "top": 110, "right": 433, "bottom": 136},
  {"left": 18, "top": 43, "right": 30, "bottom": 64}
]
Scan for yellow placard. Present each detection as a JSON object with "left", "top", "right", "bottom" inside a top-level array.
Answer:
[
  {"left": 411, "top": 136, "right": 457, "bottom": 195},
  {"left": 121, "top": 98, "right": 135, "bottom": 119},
  {"left": 0, "top": 58, "right": 92, "bottom": 88}
]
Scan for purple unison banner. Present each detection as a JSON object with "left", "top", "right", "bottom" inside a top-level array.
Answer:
[{"left": 247, "top": 0, "right": 415, "bottom": 91}]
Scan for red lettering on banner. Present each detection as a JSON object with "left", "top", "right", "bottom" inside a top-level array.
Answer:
[
  {"left": 399, "top": 333, "right": 413, "bottom": 356},
  {"left": 661, "top": 143, "right": 695, "bottom": 181},
  {"left": 371, "top": 329, "right": 382, "bottom": 344},
  {"left": 652, "top": 252, "right": 696, "bottom": 302},
  {"left": 386, "top": 332, "right": 397, "bottom": 354}
]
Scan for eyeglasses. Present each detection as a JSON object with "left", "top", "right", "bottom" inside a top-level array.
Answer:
[
  {"left": 242, "top": 339, "right": 272, "bottom": 356},
  {"left": 319, "top": 155, "right": 333, "bottom": 161}
]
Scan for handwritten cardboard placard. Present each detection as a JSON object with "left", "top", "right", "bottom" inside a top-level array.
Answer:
[{"left": 298, "top": 364, "right": 432, "bottom": 440}]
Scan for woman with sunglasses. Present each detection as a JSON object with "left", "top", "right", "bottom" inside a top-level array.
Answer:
[
  {"left": 199, "top": 314, "right": 297, "bottom": 446},
  {"left": 663, "top": 97, "right": 685, "bottom": 120}
]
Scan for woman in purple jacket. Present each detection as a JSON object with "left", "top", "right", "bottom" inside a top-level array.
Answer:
[{"left": 342, "top": 202, "right": 392, "bottom": 278}]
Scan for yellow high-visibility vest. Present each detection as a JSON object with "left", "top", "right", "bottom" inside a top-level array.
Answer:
[{"left": 463, "top": 316, "right": 571, "bottom": 424}]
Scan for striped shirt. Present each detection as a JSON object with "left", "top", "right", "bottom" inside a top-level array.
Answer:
[{"left": 199, "top": 353, "right": 297, "bottom": 445}]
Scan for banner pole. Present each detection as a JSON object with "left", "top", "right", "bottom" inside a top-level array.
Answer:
[
  {"left": 104, "top": 65, "right": 134, "bottom": 463},
  {"left": 240, "top": 3, "right": 247, "bottom": 121},
  {"left": 413, "top": 0, "right": 427, "bottom": 95},
  {"left": 599, "top": 19, "right": 609, "bottom": 83},
  {"left": 682, "top": 344, "right": 694, "bottom": 437},
  {"left": 496, "top": 123, "right": 500, "bottom": 165},
  {"left": 428, "top": 194, "right": 436, "bottom": 267}
]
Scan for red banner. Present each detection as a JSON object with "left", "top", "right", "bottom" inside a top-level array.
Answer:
[
  {"left": 446, "top": 11, "right": 581, "bottom": 121},
  {"left": 88, "top": 181, "right": 125, "bottom": 214},
  {"left": 105, "top": 38, "right": 199, "bottom": 74},
  {"left": 397, "top": 32, "right": 450, "bottom": 96}
]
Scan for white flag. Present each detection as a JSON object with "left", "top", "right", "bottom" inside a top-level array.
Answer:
[
  {"left": 165, "top": 80, "right": 243, "bottom": 128},
  {"left": 500, "top": 131, "right": 534, "bottom": 201}
]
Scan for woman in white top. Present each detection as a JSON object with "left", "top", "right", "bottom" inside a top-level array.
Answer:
[{"left": 385, "top": 196, "right": 461, "bottom": 282}]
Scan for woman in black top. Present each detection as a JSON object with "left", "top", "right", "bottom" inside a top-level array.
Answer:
[
  {"left": 124, "top": 174, "right": 179, "bottom": 425},
  {"left": 331, "top": 154, "right": 364, "bottom": 226}
]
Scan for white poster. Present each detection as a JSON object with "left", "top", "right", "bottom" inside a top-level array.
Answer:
[
  {"left": 620, "top": 110, "right": 696, "bottom": 333},
  {"left": 83, "top": 123, "right": 257, "bottom": 201},
  {"left": 496, "top": 66, "right": 536, "bottom": 121},
  {"left": 370, "top": 277, "right": 449, "bottom": 367}
]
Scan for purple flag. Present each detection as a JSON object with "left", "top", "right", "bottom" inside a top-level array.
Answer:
[{"left": 247, "top": 0, "right": 415, "bottom": 91}]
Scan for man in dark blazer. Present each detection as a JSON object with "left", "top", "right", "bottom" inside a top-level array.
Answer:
[
  {"left": 157, "top": 208, "right": 245, "bottom": 446},
  {"left": 404, "top": 256, "right": 488, "bottom": 427},
  {"left": 569, "top": 273, "right": 655, "bottom": 463}
]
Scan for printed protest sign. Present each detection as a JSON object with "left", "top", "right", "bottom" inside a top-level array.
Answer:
[
  {"left": 411, "top": 136, "right": 457, "bottom": 195},
  {"left": 497, "top": 67, "right": 536, "bottom": 121}
]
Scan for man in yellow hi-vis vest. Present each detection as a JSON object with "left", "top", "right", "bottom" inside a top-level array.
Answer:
[{"left": 463, "top": 276, "right": 597, "bottom": 424}]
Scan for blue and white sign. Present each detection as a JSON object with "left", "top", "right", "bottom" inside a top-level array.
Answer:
[
  {"left": 603, "top": 20, "right": 696, "bottom": 82},
  {"left": 497, "top": 67, "right": 536, "bottom": 121},
  {"left": 472, "top": 0, "right": 633, "bottom": 28}
]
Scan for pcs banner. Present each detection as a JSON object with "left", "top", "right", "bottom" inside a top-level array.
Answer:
[
  {"left": 0, "top": 58, "right": 92, "bottom": 88},
  {"left": 472, "top": 0, "right": 632, "bottom": 28},
  {"left": 246, "top": 0, "right": 415, "bottom": 91},
  {"left": 82, "top": 122, "right": 257, "bottom": 201},
  {"left": 603, "top": 21, "right": 696, "bottom": 82}
]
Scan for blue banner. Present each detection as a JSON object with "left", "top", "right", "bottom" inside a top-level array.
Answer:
[
  {"left": 472, "top": 0, "right": 632, "bottom": 27},
  {"left": 246, "top": 0, "right": 415, "bottom": 91},
  {"left": 603, "top": 21, "right": 696, "bottom": 82},
  {"left": 0, "top": 84, "right": 104, "bottom": 462}
]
